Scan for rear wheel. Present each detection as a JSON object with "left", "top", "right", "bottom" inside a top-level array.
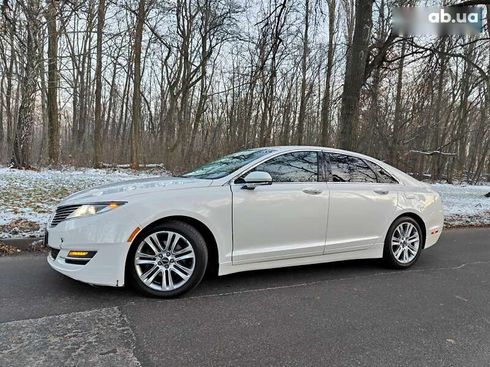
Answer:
[
  {"left": 383, "top": 217, "right": 423, "bottom": 268},
  {"left": 128, "top": 220, "right": 208, "bottom": 297}
]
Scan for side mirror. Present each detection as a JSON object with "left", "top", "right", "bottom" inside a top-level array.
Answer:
[{"left": 242, "top": 171, "right": 272, "bottom": 190}]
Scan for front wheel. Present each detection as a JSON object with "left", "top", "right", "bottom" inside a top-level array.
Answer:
[
  {"left": 128, "top": 220, "right": 208, "bottom": 297},
  {"left": 383, "top": 217, "right": 423, "bottom": 268}
]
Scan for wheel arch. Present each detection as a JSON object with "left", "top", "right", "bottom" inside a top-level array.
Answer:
[
  {"left": 392, "top": 212, "right": 427, "bottom": 248},
  {"left": 125, "top": 215, "right": 220, "bottom": 279}
]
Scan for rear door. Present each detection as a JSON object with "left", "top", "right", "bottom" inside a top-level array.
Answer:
[
  {"left": 325, "top": 153, "right": 399, "bottom": 254},
  {"left": 231, "top": 151, "right": 329, "bottom": 264}
]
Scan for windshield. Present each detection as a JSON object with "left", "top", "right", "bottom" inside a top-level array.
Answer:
[{"left": 181, "top": 149, "right": 274, "bottom": 179}]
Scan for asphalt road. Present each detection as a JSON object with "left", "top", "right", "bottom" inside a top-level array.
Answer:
[{"left": 1, "top": 227, "right": 489, "bottom": 367}]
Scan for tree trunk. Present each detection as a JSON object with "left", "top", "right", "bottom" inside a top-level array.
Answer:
[
  {"left": 93, "top": 0, "right": 106, "bottom": 167},
  {"left": 130, "top": 0, "right": 146, "bottom": 169},
  {"left": 46, "top": 0, "right": 59, "bottom": 166},
  {"left": 430, "top": 42, "right": 448, "bottom": 181},
  {"left": 5, "top": 21, "right": 15, "bottom": 155},
  {"left": 391, "top": 40, "right": 406, "bottom": 166},
  {"left": 38, "top": 34, "right": 48, "bottom": 164},
  {"left": 320, "top": 0, "right": 336, "bottom": 147},
  {"left": 338, "top": 0, "right": 373, "bottom": 150},
  {"left": 296, "top": 0, "right": 310, "bottom": 145},
  {"left": 11, "top": 0, "right": 41, "bottom": 168},
  {"left": 0, "top": 75, "right": 4, "bottom": 146}
]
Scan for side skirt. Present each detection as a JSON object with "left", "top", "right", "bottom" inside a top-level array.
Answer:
[{"left": 218, "top": 244, "right": 384, "bottom": 276}]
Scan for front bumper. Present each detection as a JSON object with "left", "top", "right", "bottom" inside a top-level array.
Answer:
[
  {"left": 46, "top": 208, "right": 141, "bottom": 287},
  {"left": 47, "top": 242, "right": 129, "bottom": 287}
]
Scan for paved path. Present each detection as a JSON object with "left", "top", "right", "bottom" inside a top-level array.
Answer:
[{"left": 1, "top": 228, "right": 489, "bottom": 366}]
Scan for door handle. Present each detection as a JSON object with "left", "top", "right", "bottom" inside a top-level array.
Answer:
[
  {"left": 374, "top": 189, "right": 389, "bottom": 195},
  {"left": 303, "top": 189, "right": 322, "bottom": 195}
]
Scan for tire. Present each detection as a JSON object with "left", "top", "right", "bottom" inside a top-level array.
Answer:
[
  {"left": 128, "top": 220, "right": 208, "bottom": 297},
  {"left": 383, "top": 216, "right": 424, "bottom": 269}
]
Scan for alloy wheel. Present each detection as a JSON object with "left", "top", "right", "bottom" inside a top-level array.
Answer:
[
  {"left": 134, "top": 231, "right": 196, "bottom": 291},
  {"left": 390, "top": 222, "right": 420, "bottom": 264}
]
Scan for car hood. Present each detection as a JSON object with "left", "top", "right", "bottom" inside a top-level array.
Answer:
[{"left": 60, "top": 176, "right": 213, "bottom": 205}]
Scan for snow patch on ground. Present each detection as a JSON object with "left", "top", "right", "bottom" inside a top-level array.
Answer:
[
  {"left": 0, "top": 167, "right": 163, "bottom": 238},
  {"left": 433, "top": 183, "right": 490, "bottom": 228},
  {"left": 0, "top": 167, "right": 489, "bottom": 238}
]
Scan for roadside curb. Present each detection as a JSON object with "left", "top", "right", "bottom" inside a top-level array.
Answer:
[{"left": 1, "top": 237, "right": 43, "bottom": 251}]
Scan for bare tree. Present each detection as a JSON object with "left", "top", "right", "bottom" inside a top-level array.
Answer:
[
  {"left": 11, "top": 0, "right": 42, "bottom": 168},
  {"left": 296, "top": 0, "right": 311, "bottom": 145},
  {"left": 45, "top": 0, "right": 59, "bottom": 165},
  {"left": 130, "top": 0, "right": 147, "bottom": 169},
  {"left": 0, "top": 0, "right": 487, "bottom": 183},
  {"left": 338, "top": 0, "right": 373, "bottom": 151},
  {"left": 320, "top": 0, "right": 336, "bottom": 147},
  {"left": 93, "top": 0, "right": 106, "bottom": 167}
]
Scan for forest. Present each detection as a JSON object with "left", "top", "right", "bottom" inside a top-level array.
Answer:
[{"left": 0, "top": 0, "right": 488, "bottom": 182}]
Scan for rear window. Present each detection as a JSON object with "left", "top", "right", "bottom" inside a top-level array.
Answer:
[
  {"left": 329, "top": 154, "right": 377, "bottom": 183},
  {"left": 368, "top": 162, "right": 399, "bottom": 184}
]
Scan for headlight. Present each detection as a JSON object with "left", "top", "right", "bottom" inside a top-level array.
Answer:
[{"left": 67, "top": 202, "right": 127, "bottom": 219}]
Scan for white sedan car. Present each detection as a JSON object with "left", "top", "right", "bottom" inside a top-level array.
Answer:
[{"left": 46, "top": 146, "right": 444, "bottom": 297}]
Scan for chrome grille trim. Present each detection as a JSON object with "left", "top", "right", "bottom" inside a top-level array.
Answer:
[{"left": 50, "top": 205, "right": 81, "bottom": 227}]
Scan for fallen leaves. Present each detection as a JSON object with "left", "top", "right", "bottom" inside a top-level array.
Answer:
[
  {"left": 0, "top": 242, "right": 21, "bottom": 256},
  {"left": 0, "top": 219, "right": 40, "bottom": 237}
]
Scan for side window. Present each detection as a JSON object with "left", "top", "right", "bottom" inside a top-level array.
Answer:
[
  {"left": 329, "top": 153, "right": 377, "bottom": 183},
  {"left": 368, "top": 162, "right": 399, "bottom": 184},
  {"left": 253, "top": 151, "right": 319, "bottom": 183}
]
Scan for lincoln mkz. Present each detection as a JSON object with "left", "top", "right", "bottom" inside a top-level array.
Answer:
[{"left": 46, "top": 146, "right": 444, "bottom": 297}]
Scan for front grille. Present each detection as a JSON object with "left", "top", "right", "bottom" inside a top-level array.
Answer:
[
  {"left": 50, "top": 205, "right": 81, "bottom": 227},
  {"left": 50, "top": 247, "right": 60, "bottom": 260}
]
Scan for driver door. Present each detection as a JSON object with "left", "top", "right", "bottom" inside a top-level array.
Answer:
[{"left": 231, "top": 151, "right": 329, "bottom": 264}]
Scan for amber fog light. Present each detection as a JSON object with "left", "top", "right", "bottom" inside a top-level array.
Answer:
[
  {"left": 65, "top": 250, "right": 97, "bottom": 265},
  {"left": 67, "top": 251, "right": 96, "bottom": 258}
]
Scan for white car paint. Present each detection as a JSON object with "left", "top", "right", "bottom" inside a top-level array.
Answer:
[
  {"left": 231, "top": 181, "right": 329, "bottom": 264},
  {"left": 46, "top": 146, "right": 444, "bottom": 287}
]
